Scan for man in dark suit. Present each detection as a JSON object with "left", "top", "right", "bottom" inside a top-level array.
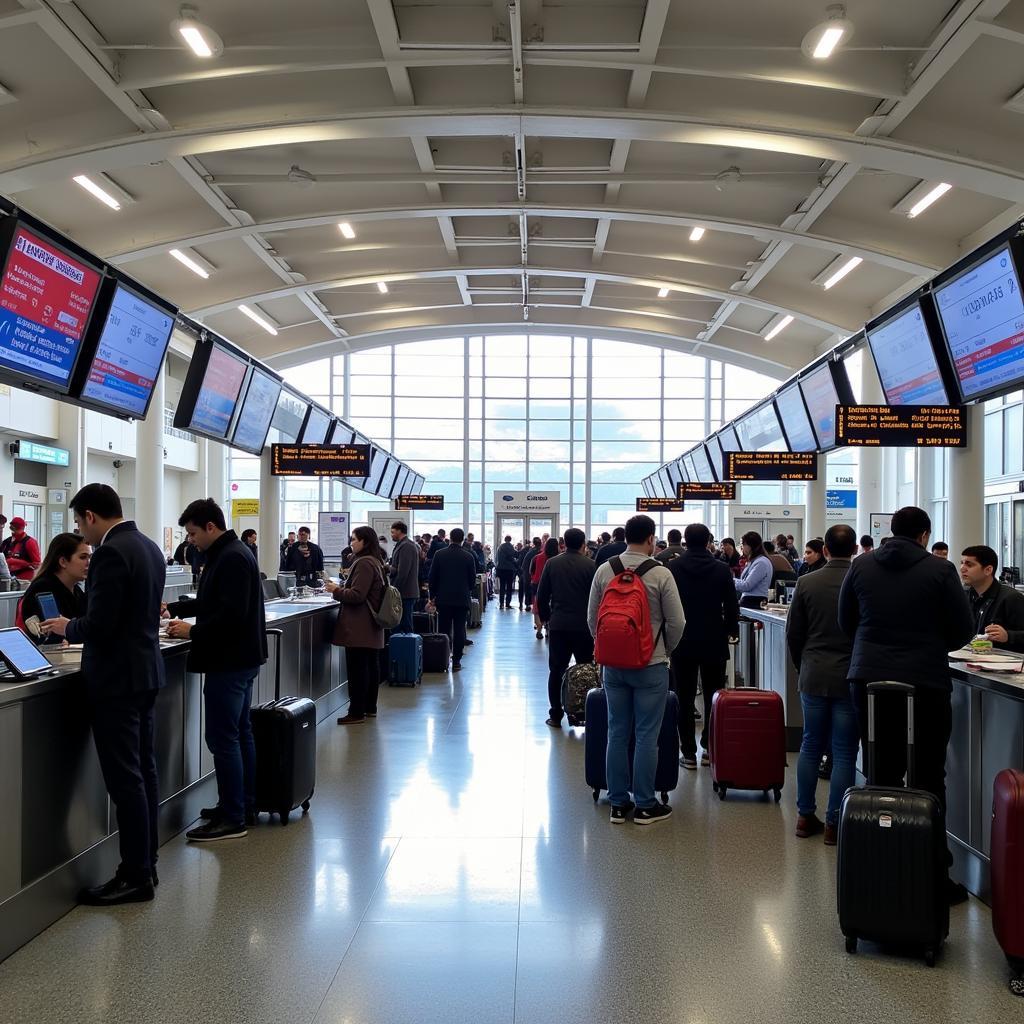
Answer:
[
  {"left": 41, "top": 483, "right": 166, "bottom": 906},
  {"left": 668, "top": 523, "right": 739, "bottom": 769},
  {"left": 428, "top": 527, "right": 476, "bottom": 671}
]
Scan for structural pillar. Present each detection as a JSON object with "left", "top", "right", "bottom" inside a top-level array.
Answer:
[
  {"left": 259, "top": 446, "right": 281, "bottom": 579},
  {"left": 858, "top": 356, "right": 885, "bottom": 540},
  {"left": 947, "top": 403, "right": 985, "bottom": 557},
  {"left": 805, "top": 453, "right": 828, "bottom": 542},
  {"left": 204, "top": 439, "right": 226, "bottom": 509},
  {"left": 134, "top": 371, "right": 165, "bottom": 544}
]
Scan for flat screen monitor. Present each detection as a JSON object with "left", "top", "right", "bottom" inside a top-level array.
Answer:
[
  {"left": 0, "top": 221, "right": 103, "bottom": 393},
  {"left": 300, "top": 405, "right": 332, "bottom": 445},
  {"left": 799, "top": 359, "right": 854, "bottom": 451},
  {"left": 175, "top": 338, "right": 249, "bottom": 440},
  {"left": 328, "top": 421, "right": 355, "bottom": 446},
  {"left": 641, "top": 478, "right": 654, "bottom": 498},
  {"left": 345, "top": 433, "right": 369, "bottom": 488},
  {"left": 683, "top": 453, "right": 698, "bottom": 483},
  {"left": 691, "top": 445, "right": 714, "bottom": 483},
  {"left": 411, "top": 474, "right": 425, "bottom": 496},
  {"left": 933, "top": 241, "right": 1024, "bottom": 403},
  {"left": 270, "top": 388, "right": 308, "bottom": 444},
  {"left": 230, "top": 366, "right": 281, "bottom": 455},
  {"left": 75, "top": 281, "right": 176, "bottom": 419},
  {"left": 393, "top": 466, "right": 410, "bottom": 496},
  {"left": 774, "top": 383, "right": 817, "bottom": 452},
  {"left": 666, "top": 459, "right": 683, "bottom": 493},
  {"left": 705, "top": 435, "right": 724, "bottom": 481},
  {"left": 379, "top": 458, "right": 400, "bottom": 498},
  {"left": 720, "top": 423, "right": 741, "bottom": 454},
  {"left": 736, "top": 402, "right": 786, "bottom": 452},
  {"left": 866, "top": 299, "right": 950, "bottom": 405},
  {"left": 658, "top": 467, "right": 674, "bottom": 498},
  {"left": 365, "top": 449, "right": 388, "bottom": 493}
]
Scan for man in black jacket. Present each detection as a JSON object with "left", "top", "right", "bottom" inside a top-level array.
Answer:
[
  {"left": 390, "top": 521, "right": 421, "bottom": 633},
  {"left": 41, "top": 484, "right": 166, "bottom": 906},
  {"left": 285, "top": 526, "right": 324, "bottom": 586},
  {"left": 668, "top": 523, "right": 740, "bottom": 768},
  {"left": 959, "top": 545, "right": 1024, "bottom": 653},
  {"left": 594, "top": 526, "right": 627, "bottom": 567},
  {"left": 428, "top": 527, "right": 476, "bottom": 671},
  {"left": 165, "top": 498, "right": 267, "bottom": 842},
  {"left": 838, "top": 506, "right": 974, "bottom": 897},
  {"left": 536, "top": 528, "right": 597, "bottom": 727},
  {"left": 494, "top": 535, "right": 519, "bottom": 609}
]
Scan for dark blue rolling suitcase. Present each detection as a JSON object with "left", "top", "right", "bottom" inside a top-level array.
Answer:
[
  {"left": 388, "top": 632, "right": 423, "bottom": 687},
  {"left": 584, "top": 687, "right": 679, "bottom": 804}
]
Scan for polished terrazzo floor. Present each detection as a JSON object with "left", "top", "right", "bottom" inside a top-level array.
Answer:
[{"left": 0, "top": 604, "right": 1018, "bottom": 1023}]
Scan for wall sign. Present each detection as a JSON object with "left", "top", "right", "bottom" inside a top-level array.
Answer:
[
  {"left": 317, "top": 511, "right": 350, "bottom": 558},
  {"left": 493, "top": 490, "right": 560, "bottom": 515},
  {"left": 14, "top": 440, "right": 70, "bottom": 467},
  {"left": 231, "top": 498, "right": 260, "bottom": 518}
]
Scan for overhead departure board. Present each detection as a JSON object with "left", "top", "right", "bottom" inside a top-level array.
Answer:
[
  {"left": 835, "top": 405, "right": 967, "bottom": 447},
  {"left": 724, "top": 452, "right": 818, "bottom": 481},
  {"left": 636, "top": 498, "right": 686, "bottom": 512},
  {"left": 395, "top": 494, "right": 445, "bottom": 511},
  {"left": 678, "top": 481, "right": 737, "bottom": 500},
  {"left": 270, "top": 443, "right": 371, "bottom": 477}
]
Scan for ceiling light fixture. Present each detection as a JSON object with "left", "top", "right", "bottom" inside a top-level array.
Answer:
[
  {"left": 238, "top": 304, "right": 278, "bottom": 336},
  {"left": 802, "top": 5, "right": 853, "bottom": 61},
  {"left": 338, "top": 222, "right": 356, "bottom": 239},
  {"left": 169, "top": 248, "right": 213, "bottom": 279},
  {"left": 377, "top": 281, "right": 389, "bottom": 294},
  {"left": 907, "top": 182, "right": 952, "bottom": 218},
  {"left": 286, "top": 164, "right": 316, "bottom": 189},
  {"left": 172, "top": 5, "right": 223, "bottom": 58},
  {"left": 689, "top": 226, "right": 705, "bottom": 242},
  {"left": 658, "top": 287, "right": 670, "bottom": 298},
  {"left": 72, "top": 174, "right": 122, "bottom": 211},
  {"left": 821, "top": 255, "right": 862, "bottom": 290},
  {"left": 763, "top": 314, "right": 793, "bottom": 342}
]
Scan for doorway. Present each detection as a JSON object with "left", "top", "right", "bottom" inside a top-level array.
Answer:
[
  {"left": 494, "top": 514, "right": 560, "bottom": 553},
  {"left": 12, "top": 503, "right": 41, "bottom": 545}
]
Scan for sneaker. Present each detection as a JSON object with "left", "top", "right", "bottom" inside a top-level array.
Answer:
[
  {"left": 795, "top": 813, "right": 824, "bottom": 839},
  {"left": 536, "top": 630, "right": 544, "bottom": 639},
  {"left": 634, "top": 803, "right": 673, "bottom": 826},
  {"left": 545, "top": 717, "right": 562, "bottom": 728},
  {"left": 337, "top": 714, "right": 366, "bottom": 725},
  {"left": 186, "top": 819, "right": 247, "bottom": 842},
  {"left": 609, "top": 801, "right": 634, "bottom": 824},
  {"left": 700, "top": 750, "right": 710, "bottom": 767},
  {"left": 679, "top": 754, "right": 697, "bottom": 770},
  {"left": 823, "top": 822, "right": 838, "bottom": 846},
  {"left": 464, "top": 639, "right": 474, "bottom": 646},
  {"left": 365, "top": 711, "right": 377, "bottom": 718},
  {"left": 452, "top": 661, "right": 462, "bottom": 671},
  {"left": 199, "top": 805, "right": 222, "bottom": 820}
]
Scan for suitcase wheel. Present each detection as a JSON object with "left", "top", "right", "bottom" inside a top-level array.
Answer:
[
  {"left": 301, "top": 800, "right": 311, "bottom": 813},
  {"left": 717, "top": 785, "right": 727, "bottom": 801},
  {"left": 592, "top": 789, "right": 600, "bottom": 802},
  {"left": 924, "top": 949, "right": 936, "bottom": 969},
  {"left": 773, "top": 787, "right": 782, "bottom": 803},
  {"left": 280, "top": 810, "right": 290, "bottom": 825},
  {"left": 845, "top": 935, "right": 857, "bottom": 955},
  {"left": 660, "top": 792, "right": 668, "bottom": 805}
]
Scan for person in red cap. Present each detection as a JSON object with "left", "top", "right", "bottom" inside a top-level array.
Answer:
[{"left": 2, "top": 516, "right": 41, "bottom": 580}]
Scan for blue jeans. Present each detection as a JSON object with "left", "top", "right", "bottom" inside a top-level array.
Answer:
[
  {"left": 400, "top": 598, "right": 416, "bottom": 635},
  {"left": 204, "top": 670, "right": 258, "bottom": 825},
  {"left": 797, "top": 691, "right": 859, "bottom": 826},
  {"left": 604, "top": 663, "right": 670, "bottom": 809}
]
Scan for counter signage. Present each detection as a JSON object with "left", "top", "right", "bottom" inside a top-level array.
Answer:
[
  {"left": 15, "top": 440, "right": 70, "bottom": 466},
  {"left": 677, "top": 482, "right": 737, "bottom": 500},
  {"left": 723, "top": 451, "right": 818, "bottom": 481},
  {"left": 270, "top": 443, "right": 371, "bottom": 477},
  {"left": 231, "top": 498, "right": 260, "bottom": 517},
  {"left": 395, "top": 494, "right": 444, "bottom": 511},
  {"left": 834, "top": 404, "right": 966, "bottom": 447},
  {"left": 636, "top": 498, "right": 686, "bottom": 512}
]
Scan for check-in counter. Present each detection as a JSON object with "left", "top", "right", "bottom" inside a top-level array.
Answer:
[{"left": 0, "top": 597, "right": 347, "bottom": 963}]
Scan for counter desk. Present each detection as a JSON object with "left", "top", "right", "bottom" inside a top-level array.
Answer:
[
  {"left": 736, "top": 602, "right": 1024, "bottom": 904},
  {"left": 0, "top": 597, "right": 348, "bottom": 963}
]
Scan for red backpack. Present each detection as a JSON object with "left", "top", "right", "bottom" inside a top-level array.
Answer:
[{"left": 593, "top": 557, "right": 663, "bottom": 669}]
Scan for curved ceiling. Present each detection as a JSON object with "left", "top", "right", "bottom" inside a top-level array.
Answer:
[{"left": 3, "top": 0, "right": 1024, "bottom": 379}]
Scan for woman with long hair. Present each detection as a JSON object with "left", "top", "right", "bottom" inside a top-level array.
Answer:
[
  {"left": 327, "top": 526, "right": 385, "bottom": 724},
  {"left": 531, "top": 536, "right": 560, "bottom": 639},
  {"left": 17, "top": 533, "right": 91, "bottom": 642},
  {"left": 734, "top": 531, "right": 772, "bottom": 609}
]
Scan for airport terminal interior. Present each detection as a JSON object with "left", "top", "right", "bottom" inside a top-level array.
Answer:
[{"left": 2, "top": 1, "right": 1024, "bottom": 1021}]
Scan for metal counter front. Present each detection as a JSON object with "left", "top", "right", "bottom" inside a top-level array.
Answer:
[{"left": 0, "top": 597, "right": 347, "bottom": 963}]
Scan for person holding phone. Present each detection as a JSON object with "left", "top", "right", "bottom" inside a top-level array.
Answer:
[{"left": 17, "top": 532, "right": 90, "bottom": 642}]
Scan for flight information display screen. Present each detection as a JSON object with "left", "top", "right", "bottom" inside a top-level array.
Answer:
[
  {"left": 0, "top": 224, "right": 102, "bottom": 391},
  {"left": 934, "top": 244, "right": 1024, "bottom": 401},
  {"left": 300, "top": 406, "right": 332, "bottom": 444},
  {"left": 231, "top": 367, "right": 281, "bottom": 454},
  {"left": 774, "top": 384, "right": 817, "bottom": 452},
  {"left": 835, "top": 405, "right": 967, "bottom": 448},
  {"left": 678, "top": 481, "right": 737, "bottom": 500},
  {"left": 271, "top": 389, "right": 308, "bottom": 444},
  {"left": 636, "top": 498, "right": 686, "bottom": 512},
  {"left": 719, "top": 423, "right": 741, "bottom": 454},
  {"left": 866, "top": 302, "right": 950, "bottom": 405},
  {"left": 690, "top": 445, "right": 715, "bottom": 483},
  {"left": 705, "top": 435, "right": 724, "bottom": 481},
  {"left": 736, "top": 403, "right": 787, "bottom": 452},
  {"left": 189, "top": 344, "right": 249, "bottom": 438},
  {"left": 270, "top": 444, "right": 371, "bottom": 477},
  {"left": 79, "top": 284, "right": 175, "bottom": 417},
  {"left": 725, "top": 452, "right": 818, "bottom": 481},
  {"left": 396, "top": 494, "right": 444, "bottom": 510},
  {"left": 798, "top": 363, "right": 843, "bottom": 450}
]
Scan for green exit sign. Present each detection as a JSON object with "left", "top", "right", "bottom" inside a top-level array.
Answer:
[{"left": 16, "top": 440, "right": 70, "bottom": 467}]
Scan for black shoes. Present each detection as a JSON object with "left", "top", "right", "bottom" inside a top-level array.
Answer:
[
  {"left": 201, "top": 805, "right": 258, "bottom": 827},
  {"left": 187, "top": 819, "right": 248, "bottom": 842},
  {"left": 80, "top": 874, "right": 155, "bottom": 906},
  {"left": 452, "top": 661, "right": 462, "bottom": 671},
  {"left": 634, "top": 803, "right": 673, "bottom": 826},
  {"left": 609, "top": 802, "right": 635, "bottom": 824},
  {"left": 545, "top": 717, "right": 562, "bottom": 728},
  {"left": 464, "top": 639, "right": 474, "bottom": 646}
]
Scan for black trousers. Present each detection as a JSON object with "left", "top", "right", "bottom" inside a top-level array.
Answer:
[
  {"left": 90, "top": 689, "right": 160, "bottom": 884},
  {"left": 347, "top": 646, "right": 380, "bottom": 717},
  {"left": 547, "top": 628, "right": 595, "bottom": 719},
  {"left": 853, "top": 682, "right": 953, "bottom": 812},
  {"left": 496, "top": 570, "right": 516, "bottom": 606},
  {"left": 671, "top": 653, "right": 726, "bottom": 757},
  {"left": 437, "top": 604, "right": 468, "bottom": 661}
]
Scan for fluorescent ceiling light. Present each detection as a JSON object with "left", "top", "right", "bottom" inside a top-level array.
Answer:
[
  {"left": 338, "top": 222, "right": 356, "bottom": 240},
  {"left": 763, "top": 314, "right": 793, "bottom": 342},
  {"left": 802, "top": 5, "right": 853, "bottom": 60},
  {"left": 377, "top": 281, "right": 389, "bottom": 294},
  {"left": 73, "top": 174, "right": 121, "bottom": 211},
  {"left": 813, "top": 26, "right": 845, "bottom": 59},
  {"left": 172, "top": 6, "right": 223, "bottom": 58},
  {"left": 657, "top": 287, "right": 670, "bottom": 298},
  {"left": 689, "top": 226, "right": 705, "bottom": 242},
  {"left": 169, "top": 248, "right": 212, "bottom": 279},
  {"left": 179, "top": 25, "right": 212, "bottom": 57},
  {"left": 908, "top": 182, "right": 952, "bottom": 219},
  {"left": 821, "top": 255, "right": 862, "bottom": 290},
  {"left": 238, "top": 304, "right": 278, "bottom": 336}
]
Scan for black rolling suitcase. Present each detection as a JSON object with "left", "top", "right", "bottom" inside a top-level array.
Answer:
[
  {"left": 422, "top": 633, "right": 451, "bottom": 673},
  {"left": 250, "top": 627, "right": 316, "bottom": 825},
  {"left": 837, "top": 681, "right": 948, "bottom": 966},
  {"left": 413, "top": 610, "right": 438, "bottom": 635}
]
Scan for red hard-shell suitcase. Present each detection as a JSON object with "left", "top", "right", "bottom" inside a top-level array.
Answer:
[
  {"left": 991, "top": 768, "right": 1024, "bottom": 983},
  {"left": 709, "top": 687, "right": 785, "bottom": 801},
  {"left": 251, "top": 627, "right": 316, "bottom": 825}
]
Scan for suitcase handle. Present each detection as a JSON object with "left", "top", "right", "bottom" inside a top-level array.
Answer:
[
  {"left": 866, "top": 681, "right": 915, "bottom": 787},
  {"left": 266, "top": 627, "right": 283, "bottom": 702}
]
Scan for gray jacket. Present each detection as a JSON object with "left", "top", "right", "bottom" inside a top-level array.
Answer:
[
  {"left": 389, "top": 536, "right": 420, "bottom": 599},
  {"left": 786, "top": 558, "right": 853, "bottom": 698}
]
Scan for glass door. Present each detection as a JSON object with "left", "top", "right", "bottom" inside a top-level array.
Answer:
[{"left": 12, "top": 503, "right": 41, "bottom": 546}]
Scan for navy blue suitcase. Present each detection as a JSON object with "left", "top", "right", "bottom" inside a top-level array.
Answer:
[
  {"left": 388, "top": 632, "right": 423, "bottom": 687},
  {"left": 584, "top": 687, "right": 679, "bottom": 804}
]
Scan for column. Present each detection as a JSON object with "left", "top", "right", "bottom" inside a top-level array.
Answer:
[
  {"left": 805, "top": 453, "right": 828, "bottom": 541},
  {"left": 258, "top": 446, "right": 282, "bottom": 579},
  {"left": 915, "top": 446, "right": 936, "bottom": 517},
  {"left": 204, "top": 439, "right": 226, "bottom": 508},
  {"left": 947, "top": 403, "right": 985, "bottom": 555},
  {"left": 857, "top": 357, "right": 885, "bottom": 540},
  {"left": 134, "top": 371, "right": 164, "bottom": 543}
]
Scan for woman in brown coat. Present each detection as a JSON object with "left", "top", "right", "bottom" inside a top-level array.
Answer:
[{"left": 327, "top": 526, "right": 385, "bottom": 725}]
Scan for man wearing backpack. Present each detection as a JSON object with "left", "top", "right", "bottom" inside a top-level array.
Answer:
[{"left": 588, "top": 514, "right": 685, "bottom": 825}]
